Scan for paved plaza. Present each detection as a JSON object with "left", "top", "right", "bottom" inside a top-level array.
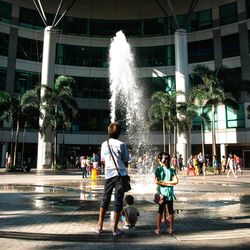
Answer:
[{"left": 0, "top": 169, "right": 250, "bottom": 249}]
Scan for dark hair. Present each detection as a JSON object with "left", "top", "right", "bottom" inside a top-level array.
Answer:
[
  {"left": 157, "top": 152, "right": 170, "bottom": 168},
  {"left": 108, "top": 122, "right": 121, "bottom": 139},
  {"left": 124, "top": 195, "right": 134, "bottom": 205}
]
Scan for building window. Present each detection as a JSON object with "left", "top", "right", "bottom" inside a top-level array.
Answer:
[
  {"left": 140, "top": 76, "right": 175, "bottom": 98},
  {"left": 14, "top": 70, "right": 40, "bottom": 94},
  {"left": 0, "top": 33, "right": 9, "bottom": 56},
  {"left": 219, "top": 2, "right": 238, "bottom": 25},
  {"left": 143, "top": 17, "right": 174, "bottom": 36},
  {"left": 17, "top": 37, "right": 43, "bottom": 62},
  {"left": 188, "top": 39, "right": 214, "bottom": 63},
  {"left": 221, "top": 33, "right": 240, "bottom": 58},
  {"left": 19, "top": 7, "right": 54, "bottom": 30},
  {"left": 135, "top": 45, "right": 174, "bottom": 67},
  {"left": 74, "top": 109, "right": 110, "bottom": 132},
  {"left": 59, "top": 16, "right": 88, "bottom": 35},
  {"left": 226, "top": 104, "right": 245, "bottom": 128},
  {"left": 70, "top": 76, "right": 109, "bottom": 99},
  {"left": 0, "top": 67, "right": 7, "bottom": 90},
  {"left": 0, "top": 0, "right": 11, "bottom": 24},
  {"left": 246, "top": 0, "right": 250, "bottom": 18}
]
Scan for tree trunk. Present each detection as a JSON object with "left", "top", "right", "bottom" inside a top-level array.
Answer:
[
  {"left": 10, "top": 126, "right": 14, "bottom": 164},
  {"left": 21, "top": 122, "right": 27, "bottom": 167},
  {"left": 163, "top": 120, "right": 166, "bottom": 152},
  {"left": 168, "top": 125, "right": 171, "bottom": 155},
  {"left": 201, "top": 122, "right": 205, "bottom": 157},
  {"left": 13, "top": 120, "right": 20, "bottom": 165},
  {"left": 173, "top": 125, "right": 176, "bottom": 154},
  {"left": 212, "top": 105, "right": 216, "bottom": 157}
]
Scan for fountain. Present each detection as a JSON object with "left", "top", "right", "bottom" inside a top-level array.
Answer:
[{"left": 108, "top": 31, "right": 153, "bottom": 173}]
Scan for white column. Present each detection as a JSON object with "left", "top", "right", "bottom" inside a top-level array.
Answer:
[
  {"left": 220, "top": 143, "right": 226, "bottom": 161},
  {"left": 175, "top": 29, "right": 190, "bottom": 165},
  {"left": 37, "top": 26, "right": 57, "bottom": 170}
]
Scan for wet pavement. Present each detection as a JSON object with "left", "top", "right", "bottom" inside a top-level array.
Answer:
[{"left": 0, "top": 169, "right": 250, "bottom": 249}]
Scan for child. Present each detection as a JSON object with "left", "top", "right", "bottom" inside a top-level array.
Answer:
[
  {"left": 154, "top": 152, "right": 179, "bottom": 235},
  {"left": 122, "top": 195, "right": 140, "bottom": 229}
]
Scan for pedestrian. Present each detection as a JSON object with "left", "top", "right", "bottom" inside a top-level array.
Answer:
[
  {"left": 81, "top": 156, "right": 87, "bottom": 178},
  {"left": 213, "top": 155, "right": 220, "bottom": 175},
  {"left": 154, "top": 152, "right": 179, "bottom": 235},
  {"left": 226, "top": 154, "right": 237, "bottom": 178},
  {"left": 221, "top": 155, "right": 227, "bottom": 173},
  {"left": 122, "top": 194, "right": 140, "bottom": 229},
  {"left": 187, "top": 154, "right": 196, "bottom": 176},
  {"left": 171, "top": 153, "right": 178, "bottom": 170},
  {"left": 234, "top": 154, "right": 243, "bottom": 175},
  {"left": 178, "top": 154, "right": 183, "bottom": 171},
  {"left": 197, "top": 152, "right": 204, "bottom": 175},
  {"left": 93, "top": 122, "right": 130, "bottom": 236}
]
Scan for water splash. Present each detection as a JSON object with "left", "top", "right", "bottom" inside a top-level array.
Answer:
[{"left": 109, "top": 31, "right": 152, "bottom": 168}]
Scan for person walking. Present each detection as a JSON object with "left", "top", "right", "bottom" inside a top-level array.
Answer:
[
  {"left": 226, "top": 154, "right": 237, "bottom": 178},
  {"left": 93, "top": 122, "right": 130, "bottom": 236}
]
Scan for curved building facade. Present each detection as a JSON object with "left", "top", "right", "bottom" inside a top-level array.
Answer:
[{"left": 1, "top": 0, "right": 250, "bottom": 167}]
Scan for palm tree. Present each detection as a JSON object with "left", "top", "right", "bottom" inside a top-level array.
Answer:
[
  {"left": 148, "top": 90, "right": 191, "bottom": 153},
  {"left": 148, "top": 91, "right": 171, "bottom": 152},
  {"left": 20, "top": 86, "right": 41, "bottom": 166},
  {"left": 40, "top": 75, "right": 78, "bottom": 165},
  {"left": 0, "top": 91, "right": 22, "bottom": 165},
  {"left": 190, "top": 65, "right": 239, "bottom": 157},
  {"left": 183, "top": 95, "right": 210, "bottom": 157}
]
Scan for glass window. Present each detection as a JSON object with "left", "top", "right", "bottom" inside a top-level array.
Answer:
[
  {"left": 190, "top": 9, "right": 212, "bottom": 31},
  {"left": 0, "top": 0, "right": 11, "bottom": 24},
  {"left": 74, "top": 109, "right": 109, "bottom": 132},
  {"left": 0, "top": 67, "right": 7, "bottom": 90},
  {"left": 135, "top": 45, "right": 174, "bottom": 67},
  {"left": 188, "top": 39, "right": 214, "bottom": 63},
  {"left": 14, "top": 70, "right": 40, "bottom": 94},
  {"left": 0, "top": 33, "right": 9, "bottom": 56},
  {"left": 89, "top": 19, "right": 141, "bottom": 37},
  {"left": 221, "top": 33, "right": 240, "bottom": 58},
  {"left": 226, "top": 103, "right": 245, "bottom": 128},
  {"left": 217, "top": 67, "right": 242, "bottom": 93},
  {"left": 59, "top": 16, "right": 88, "bottom": 35},
  {"left": 143, "top": 17, "right": 171, "bottom": 36},
  {"left": 17, "top": 37, "right": 43, "bottom": 62},
  {"left": 19, "top": 7, "right": 53, "bottom": 30},
  {"left": 246, "top": 0, "right": 250, "bottom": 18},
  {"left": 220, "top": 2, "right": 238, "bottom": 25},
  {"left": 71, "top": 76, "right": 89, "bottom": 98},
  {"left": 90, "top": 47, "right": 108, "bottom": 67}
]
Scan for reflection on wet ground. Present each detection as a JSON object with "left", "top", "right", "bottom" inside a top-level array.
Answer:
[{"left": 0, "top": 171, "right": 250, "bottom": 248}]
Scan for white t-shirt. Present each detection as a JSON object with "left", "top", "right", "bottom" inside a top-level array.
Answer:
[{"left": 101, "top": 138, "right": 130, "bottom": 179}]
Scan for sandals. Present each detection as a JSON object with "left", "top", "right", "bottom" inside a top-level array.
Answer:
[
  {"left": 92, "top": 228, "right": 102, "bottom": 235},
  {"left": 113, "top": 229, "right": 123, "bottom": 236},
  {"left": 168, "top": 229, "right": 174, "bottom": 235},
  {"left": 154, "top": 229, "right": 161, "bottom": 235}
]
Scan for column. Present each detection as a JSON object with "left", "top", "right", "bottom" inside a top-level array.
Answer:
[
  {"left": 36, "top": 26, "right": 57, "bottom": 170},
  {"left": 220, "top": 143, "right": 226, "bottom": 162},
  {"left": 174, "top": 29, "right": 190, "bottom": 165}
]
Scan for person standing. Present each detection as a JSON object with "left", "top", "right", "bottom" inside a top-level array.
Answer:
[
  {"left": 197, "top": 152, "right": 204, "bottom": 175},
  {"left": 154, "top": 152, "right": 179, "bottom": 235},
  {"left": 178, "top": 154, "right": 183, "bottom": 171},
  {"left": 93, "top": 122, "right": 130, "bottom": 236}
]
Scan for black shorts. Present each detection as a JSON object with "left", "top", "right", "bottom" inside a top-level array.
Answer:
[
  {"left": 158, "top": 199, "right": 174, "bottom": 215},
  {"left": 100, "top": 176, "right": 124, "bottom": 213}
]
